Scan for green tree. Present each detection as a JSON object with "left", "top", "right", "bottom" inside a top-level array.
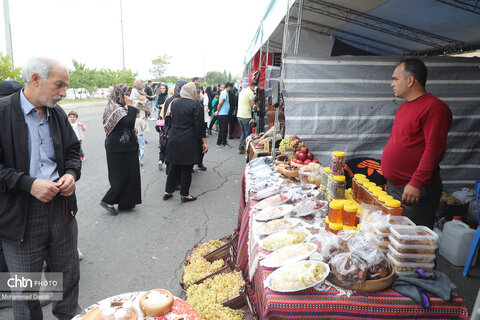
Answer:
[
  {"left": 205, "top": 71, "right": 228, "bottom": 85},
  {"left": 228, "top": 71, "right": 232, "bottom": 82},
  {"left": 68, "top": 60, "right": 137, "bottom": 96},
  {"left": 150, "top": 54, "right": 171, "bottom": 79},
  {"left": 0, "top": 52, "right": 22, "bottom": 82}
]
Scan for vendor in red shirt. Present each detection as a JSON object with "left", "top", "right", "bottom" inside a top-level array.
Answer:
[{"left": 381, "top": 58, "right": 452, "bottom": 228}]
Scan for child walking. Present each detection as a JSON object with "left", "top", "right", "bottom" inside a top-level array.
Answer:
[
  {"left": 68, "top": 110, "right": 86, "bottom": 161},
  {"left": 135, "top": 112, "right": 147, "bottom": 166}
]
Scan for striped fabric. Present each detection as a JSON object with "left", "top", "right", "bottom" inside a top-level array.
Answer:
[
  {"left": 251, "top": 265, "right": 469, "bottom": 320},
  {"left": 283, "top": 55, "right": 480, "bottom": 192}
]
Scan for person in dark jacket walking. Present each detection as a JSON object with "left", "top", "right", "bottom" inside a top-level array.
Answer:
[
  {"left": 163, "top": 82, "right": 208, "bottom": 202},
  {"left": 0, "top": 57, "right": 82, "bottom": 320},
  {"left": 100, "top": 84, "right": 142, "bottom": 214}
]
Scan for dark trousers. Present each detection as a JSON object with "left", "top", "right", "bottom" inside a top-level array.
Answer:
[
  {"left": 228, "top": 114, "right": 237, "bottom": 137},
  {"left": 386, "top": 180, "right": 443, "bottom": 229},
  {"left": 165, "top": 164, "right": 194, "bottom": 196},
  {"left": 216, "top": 115, "right": 229, "bottom": 146},
  {"left": 2, "top": 196, "right": 80, "bottom": 320},
  {"left": 208, "top": 115, "right": 218, "bottom": 131},
  {"left": 0, "top": 242, "right": 7, "bottom": 272}
]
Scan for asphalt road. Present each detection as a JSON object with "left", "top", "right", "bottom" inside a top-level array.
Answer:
[{"left": 0, "top": 101, "right": 478, "bottom": 319}]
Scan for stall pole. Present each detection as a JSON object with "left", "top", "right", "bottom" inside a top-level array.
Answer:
[{"left": 273, "top": 0, "right": 304, "bottom": 158}]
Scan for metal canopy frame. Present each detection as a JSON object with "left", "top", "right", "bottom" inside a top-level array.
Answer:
[
  {"left": 300, "top": 19, "right": 408, "bottom": 55},
  {"left": 306, "top": 0, "right": 463, "bottom": 49},
  {"left": 435, "top": 0, "right": 480, "bottom": 15}
]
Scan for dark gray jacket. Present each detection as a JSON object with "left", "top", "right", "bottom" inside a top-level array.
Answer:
[{"left": 0, "top": 91, "right": 81, "bottom": 244}]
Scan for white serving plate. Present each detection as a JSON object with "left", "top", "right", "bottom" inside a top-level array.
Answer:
[
  {"left": 261, "top": 242, "right": 317, "bottom": 268},
  {"left": 254, "top": 193, "right": 291, "bottom": 210},
  {"left": 265, "top": 260, "right": 330, "bottom": 292},
  {"left": 260, "top": 227, "right": 309, "bottom": 251},
  {"left": 254, "top": 204, "right": 294, "bottom": 222},
  {"left": 255, "top": 218, "right": 299, "bottom": 236}
]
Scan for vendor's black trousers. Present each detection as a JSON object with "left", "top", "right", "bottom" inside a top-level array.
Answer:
[
  {"left": 165, "top": 164, "right": 194, "bottom": 196},
  {"left": 386, "top": 180, "right": 442, "bottom": 229},
  {"left": 216, "top": 115, "right": 229, "bottom": 146}
]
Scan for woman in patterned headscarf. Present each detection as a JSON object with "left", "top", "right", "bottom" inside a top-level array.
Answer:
[{"left": 100, "top": 84, "right": 142, "bottom": 214}]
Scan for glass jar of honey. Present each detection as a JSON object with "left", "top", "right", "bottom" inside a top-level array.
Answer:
[{"left": 328, "top": 200, "right": 344, "bottom": 223}]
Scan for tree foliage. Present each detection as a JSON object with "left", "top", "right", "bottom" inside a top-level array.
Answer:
[
  {"left": 205, "top": 71, "right": 228, "bottom": 86},
  {"left": 68, "top": 60, "right": 137, "bottom": 93},
  {"left": 150, "top": 55, "right": 171, "bottom": 80},
  {"left": 0, "top": 52, "right": 22, "bottom": 82}
]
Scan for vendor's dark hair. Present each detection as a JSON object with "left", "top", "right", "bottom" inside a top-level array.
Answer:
[
  {"left": 249, "top": 81, "right": 257, "bottom": 87},
  {"left": 401, "top": 58, "right": 427, "bottom": 88},
  {"left": 225, "top": 82, "right": 233, "bottom": 88},
  {"left": 192, "top": 77, "right": 199, "bottom": 82}
]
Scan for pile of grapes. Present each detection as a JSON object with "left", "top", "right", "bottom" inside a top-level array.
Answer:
[{"left": 279, "top": 135, "right": 307, "bottom": 153}]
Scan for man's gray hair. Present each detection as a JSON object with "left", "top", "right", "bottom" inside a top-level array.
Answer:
[{"left": 22, "top": 57, "right": 64, "bottom": 83}]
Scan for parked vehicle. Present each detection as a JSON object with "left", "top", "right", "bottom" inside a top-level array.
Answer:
[
  {"left": 66, "top": 88, "right": 90, "bottom": 100},
  {"left": 93, "top": 88, "right": 109, "bottom": 98}
]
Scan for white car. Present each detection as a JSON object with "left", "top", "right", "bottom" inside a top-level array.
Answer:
[
  {"left": 66, "top": 88, "right": 90, "bottom": 100},
  {"left": 93, "top": 88, "right": 109, "bottom": 98}
]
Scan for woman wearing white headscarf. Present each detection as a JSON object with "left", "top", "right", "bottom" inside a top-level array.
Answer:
[{"left": 163, "top": 82, "right": 208, "bottom": 202}]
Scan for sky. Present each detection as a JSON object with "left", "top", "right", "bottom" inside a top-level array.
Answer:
[{"left": 0, "top": 0, "right": 270, "bottom": 80}]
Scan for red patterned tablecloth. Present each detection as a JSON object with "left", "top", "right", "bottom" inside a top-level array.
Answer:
[{"left": 236, "top": 168, "right": 470, "bottom": 320}]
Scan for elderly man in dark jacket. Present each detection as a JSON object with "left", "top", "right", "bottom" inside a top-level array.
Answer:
[{"left": 0, "top": 58, "right": 82, "bottom": 319}]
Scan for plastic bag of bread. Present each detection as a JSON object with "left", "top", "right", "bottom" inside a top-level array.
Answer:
[
  {"left": 329, "top": 252, "right": 368, "bottom": 285},
  {"left": 347, "top": 232, "right": 379, "bottom": 265},
  {"left": 337, "top": 230, "right": 358, "bottom": 252},
  {"left": 366, "top": 251, "right": 392, "bottom": 280},
  {"left": 311, "top": 230, "right": 339, "bottom": 262}
]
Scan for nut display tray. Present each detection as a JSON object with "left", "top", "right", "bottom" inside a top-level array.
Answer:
[
  {"left": 388, "top": 244, "right": 436, "bottom": 264},
  {"left": 387, "top": 252, "right": 435, "bottom": 274},
  {"left": 389, "top": 225, "right": 438, "bottom": 246},
  {"left": 388, "top": 235, "right": 437, "bottom": 255}
]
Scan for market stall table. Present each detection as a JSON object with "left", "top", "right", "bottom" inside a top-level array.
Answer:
[
  {"left": 236, "top": 166, "right": 470, "bottom": 320},
  {"left": 72, "top": 291, "right": 199, "bottom": 320}
]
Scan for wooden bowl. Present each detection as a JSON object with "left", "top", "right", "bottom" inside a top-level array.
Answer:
[
  {"left": 139, "top": 289, "right": 174, "bottom": 317},
  {"left": 278, "top": 166, "right": 299, "bottom": 178},
  {"left": 327, "top": 269, "right": 397, "bottom": 293}
]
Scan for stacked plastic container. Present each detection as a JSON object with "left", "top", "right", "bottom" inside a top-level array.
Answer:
[
  {"left": 387, "top": 225, "right": 438, "bottom": 276},
  {"left": 372, "top": 216, "right": 415, "bottom": 253}
]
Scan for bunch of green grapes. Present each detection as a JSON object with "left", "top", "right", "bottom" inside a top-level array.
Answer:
[
  {"left": 183, "top": 257, "right": 224, "bottom": 285},
  {"left": 186, "top": 271, "right": 245, "bottom": 314},
  {"left": 198, "top": 303, "right": 244, "bottom": 320},
  {"left": 279, "top": 137, "right": 297, "bottom": 153},
  {"left": 187, "top": 239, "right": 226, "bottom": 262}
]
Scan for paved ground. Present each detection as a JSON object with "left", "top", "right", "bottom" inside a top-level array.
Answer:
[{"left": 0, "top": 101, "right": 478, "bottom": 319}]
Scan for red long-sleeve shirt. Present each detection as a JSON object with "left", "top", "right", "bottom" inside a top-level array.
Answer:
[{"left": 381, "top": 93, "right": 452, "bottom": 189}]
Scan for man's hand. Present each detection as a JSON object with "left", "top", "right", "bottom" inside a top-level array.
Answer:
[
  {"left": 30, "top": 179, "right": 59, "bottom": 203},
  {"left": 214, "top": 111, "right": 218, "bottom": 116},
  {"left": 202, "top": 143, "right": 209, "bottom": 154},
  {"left": 55, "top": 174, "right": 76, "bottom": 197},
  {"left": 402, "top": 183, "right": 421, "bottom": 206}
]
